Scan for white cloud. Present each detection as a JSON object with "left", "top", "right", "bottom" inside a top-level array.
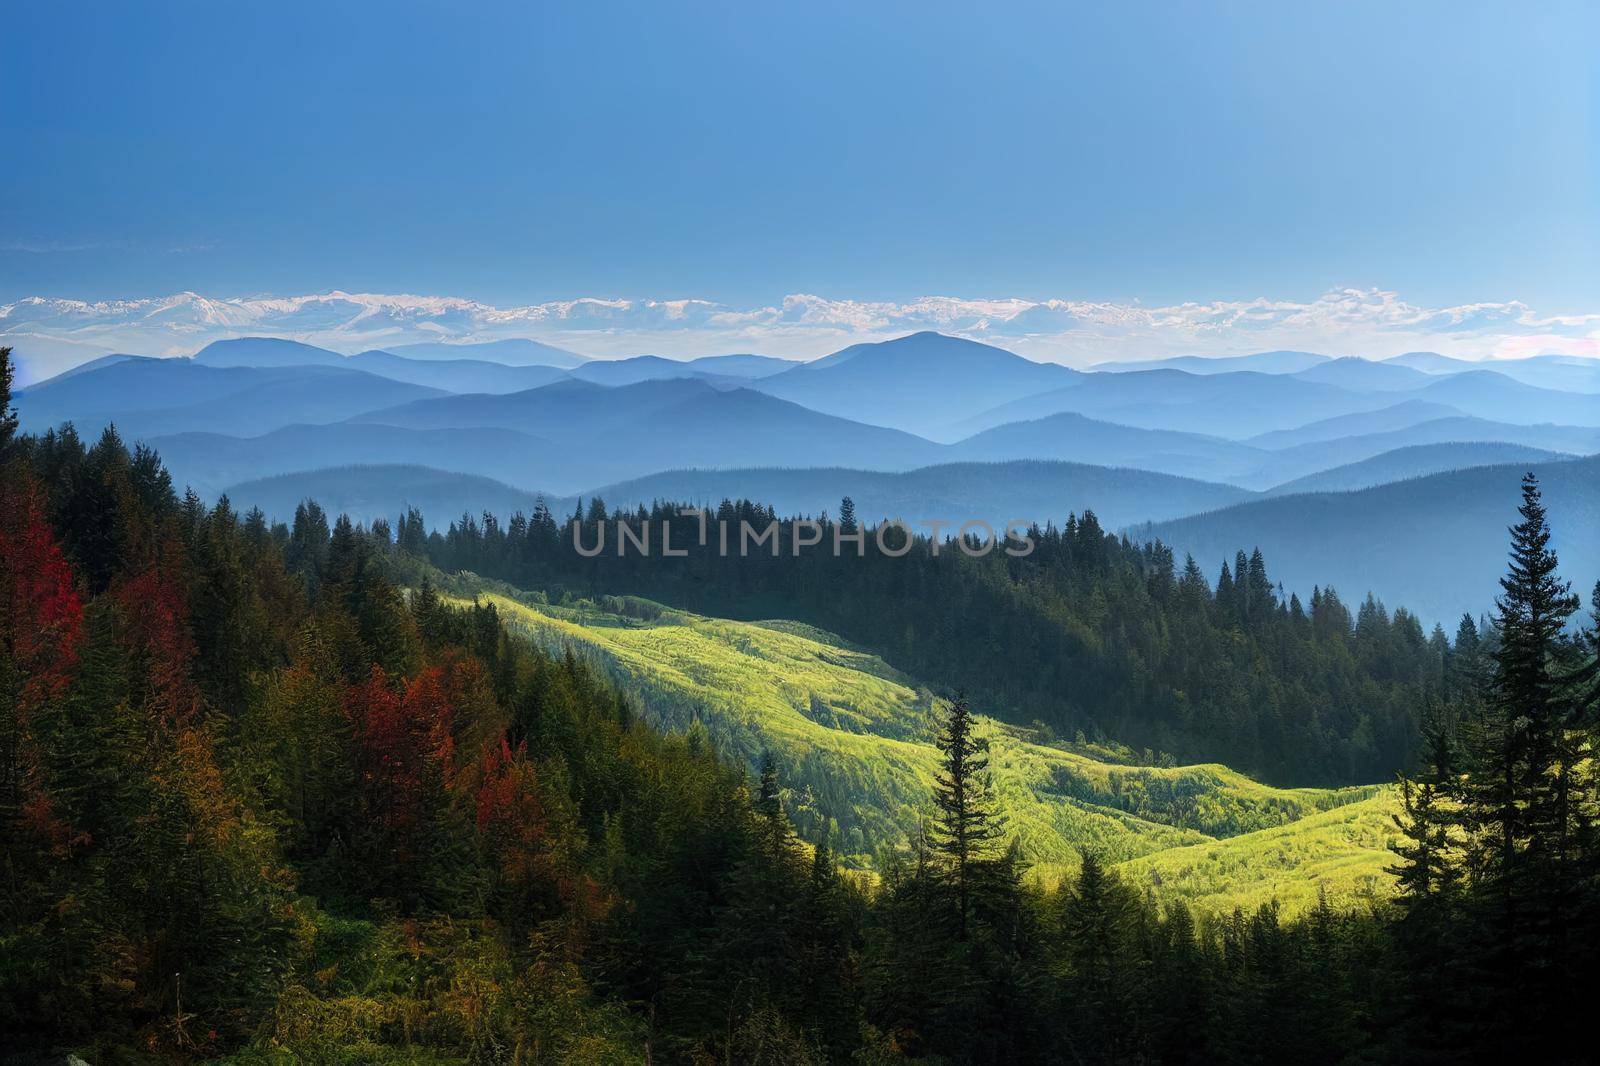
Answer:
[{"left": 3, "top": 286, "right": 1598, "bottom": 374}]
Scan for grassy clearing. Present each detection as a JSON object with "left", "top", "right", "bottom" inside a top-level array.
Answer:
[
  {"left": 432, "top": 578, "right": 1398, "bottom": 910},
  {"left": 1111, "top": 790, "right": 1401, "bottom": 918}
]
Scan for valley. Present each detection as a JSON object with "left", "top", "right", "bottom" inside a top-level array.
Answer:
[{"left": 433, "top": 573, "right": 1397, "bottom": 917}]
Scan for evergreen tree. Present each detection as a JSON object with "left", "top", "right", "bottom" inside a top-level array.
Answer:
[
  {"left": 1454, "top": 473, "right": 1582, "bottom": 1053},
  {"left": 931, "top": 693, "right": 1006, "bottom": 939},
  {"left": 838, "top": 495, "right": 858, "bottom": 535},
  {"left": 0, "top": 346, "right": 17, "bottom": 455}
]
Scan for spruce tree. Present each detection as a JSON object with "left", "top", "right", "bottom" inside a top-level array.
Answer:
[
  {"left": 1456, "top": 473, "right": 1581, "bottom": 1052},
  {"left": 931, "top": 692, "right": 1005, "bottom": 939},
  {"left": 0, "top": 346, "right": 17, "bottom": 455},
  {"left": 838, "top": 496, "right": 858, "bottom": 535}
]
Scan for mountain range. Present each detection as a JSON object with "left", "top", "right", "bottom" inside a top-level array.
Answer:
[{"left": 13, "top": 328, "right": 1597, "bottom": 624}]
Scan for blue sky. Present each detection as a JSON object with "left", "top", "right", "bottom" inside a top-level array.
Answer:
[{"left": 2, "top": 1, "right": 1596, "bottom": 313}]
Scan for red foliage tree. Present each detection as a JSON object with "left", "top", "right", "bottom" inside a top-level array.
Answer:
[{"left": 0, "top": 473, "right": 85, "bottom": 850}]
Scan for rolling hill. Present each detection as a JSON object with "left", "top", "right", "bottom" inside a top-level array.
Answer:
[
  {"left": 352, "top": 382, "right": 947, "bottom": 491},
  {"left": 348, "top": 377, "right": 710, "bottom": 435},
  {"left": 146, "top": 423, "right": 559, "bottom": 497},
  {"left": 225, "top": 464, "right": 552, "bottom": 527},
  {"left": 437, "top": 577, "right": 1394, "bottom": 914},
  {"left": 948, "top": 410, "right": 1270, "bottom": 483},
  {"left": 1135, "top": 453, "right": 1600, "bottom": 625},
  {"left": 191, "top": 336, "right": 347, "bottom": 368},
  {"left": 569, "top": 353, "right": 800, "bottom": 386},
  {"left": 1245, "top": 400, "right": 1466, "bottom": 449},
  {"left": 584, "top": 459, "right": 1251, "bottom": 528},
  {"left": 950, "top": 368, "right": 1394, "bottom": 440},
  {"left": 1090, "top": 351, "right": 1332, "bottom": 375},
  {"left": 1384, "top": 351, "right": 1600, "bottom": 393},
  {"left": 381, "top": 337, "right": 588, "bottom": 368},
  {"left": 346, "top": 349, "right": 572, "bottom": 393},
  {"left": 16, "top": 359, "right": 447, "bottom": 438},
  {"left": 1290, "top": 356, "right": 1434, "bottom": 391},
  {"left": 1247, "top": 417, "right": 1600, "bottom": 488},
  {"left": 1408, "top": 371, "right": 1600, "bottom": 426},
  {"left": 1264, "top": 442, "right": 1574, "bottom": 496}
]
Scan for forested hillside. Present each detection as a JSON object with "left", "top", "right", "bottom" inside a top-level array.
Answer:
[{"left": 413, "top": 499, "right": 1455, "bottom": 785}]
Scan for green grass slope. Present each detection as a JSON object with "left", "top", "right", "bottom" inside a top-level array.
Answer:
[
  {"left": 1112, "top": 790, "right": 1402, "bottom": 918},
  {"left": 430, "top": 576, "right": 1397, "bottom": 913}
]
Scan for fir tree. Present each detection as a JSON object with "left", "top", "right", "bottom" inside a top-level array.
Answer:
[
  {"left": 838, "top": 496, "right": 858, "bottom": 535},
  {"left": 0, "top": 346, "right": 17, "bottom": 455},
  {"left": 931, "top": 692, "right": 1006, "bottom": 939}
]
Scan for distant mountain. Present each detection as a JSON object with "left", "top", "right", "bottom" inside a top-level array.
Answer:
[
  {"left": 947, "top": 411, "right": 1270, "bottom": 484},
  {"left": 1246, "top": 417, "right": 1600, "bottom": 488},
  {"left": 1290, "top": 357, "right": 1434, "bottom": 392},
  {"left": 26, "top": 352, "right": 151, "bottom": 387},
  {"left": 346, "top": 350, "right": 570, "bottom": 393},
  {"left": 1264, "top": 442, "right": 1575, "bottom": 496},
  {"left": 1401, "top": 371, "right": 1598, "bottom": 426},
  {"left": 952, "top": 369, "right": 1390, "bottom": 440},
  {"left": 555, "top": 459, "right": 1251, "bottom": 529},
  {"left": 191, "top": 337, "right": 347, "bottom": 368},
  {"left": 568, "top": 355, "right": 701, "bottom": 386},
  {"left": 1091, "top": 351, "right": 1331, "bottom": 375},
  {"left": 330, "top": 380, "right": 943, "bottom": 493},
  {"left": 1135, "top": 454, "right": 1600, "bottom": 626},
  {"left": 145, "top": 423, "right": 557, "bottom": 497},
  {"left": 752, "top": 331, "right": 1077, "bottom": 438},
  {"left": 0, "top": 331, "right": 125, "bottom": 386},
  {"left": 1246, "top": 400, "right": 1465, "bottom": 449},
  {"left": 1384, "top": 351, "right": 1600, "bottom": 394},
  {"left": 569, "top": 353, "right": 799, "bottom": 386},
  {"left": 224, "top": 464, "right": 556, "bottom": 528},
  {"left": 350, "top": 377, "right": 714, "bottom": 437},
  {"left": 568, "top": 387, "right": 944, "bottom": 489},
  {"left": 382, "top": 338, "right": 587, "bottom": 368},
  {"left": 1381, "top": 351, "right": 1474, "bottom": 374},
  {"left": 682, "top": 354, "right": 798, "bottom": 378},
  {"left": 17, "top": 359, "right": 445, "bottom": 439}
]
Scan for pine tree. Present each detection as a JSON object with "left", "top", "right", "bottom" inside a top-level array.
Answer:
[
  {"left": 838, "top": 496, "right": 858, "bottom": 535},
  {"left": 0, "top": 346, "right": 17, "bottom": 456},
  {"left": 1388, "top": 724, "right": 1460, "bottom": 907},
  {"left": 931, "top": 692, "right": 1005, "bottom": 939},
  {"left": 1455, "top": 472, "right": 1582, "bottom": 1053},
  {"left": 753, "top": 749, "right": 793, "bottom": 859}
]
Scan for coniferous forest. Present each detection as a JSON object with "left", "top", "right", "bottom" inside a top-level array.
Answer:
[{"left": 5, "top": 344, "right": 1600, "bottom": 1065}]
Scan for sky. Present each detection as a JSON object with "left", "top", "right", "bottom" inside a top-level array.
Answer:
[{"left": 2, "top": 1, "right": 1598, "bottom": 368}]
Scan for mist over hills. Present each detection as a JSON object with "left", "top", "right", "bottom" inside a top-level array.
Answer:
[
  {"left": 346, "top": 350, "right": 571, "bottom": 393},
  {"left": 15, "top": 358, "right": 446, "bottom": 438},
  {"left": 551, "top": 460, "right": 1249, "bottom": 529},
  {"left": 1091, "top": 351, "right": 1332, "bottom": 375},
  {"left": 1136, "top": 454, "right": 1600, "bottom": 626},
  {"left": 382, "top": 337, "right": 588, "bottom": 368},
  {"left": 146, "top": 424, "right": 558, "bottom": 498},
  {"left": 1245, "top": 401, "right": 1466, "bottom": 449},
  {"left": 221, "top": 459, "right": 1252, "bottom": 533},
  {"left": 569, "top": 353, "right": 798, "bottom": 385},
  {"left": 14, "top": 328, "right": 1598, "bottom": 624},
  {"left": 1384, "top": 351, "right": 1600, "bottom": 393},
  {"left": 1245, "top": 418, "right": 1600, "bottom": 488},
  {"left": 224, "top": 464, "right": 552, "bottom": 528},
  {"left": 949, "top": 369, "right": 1397, "bottom": 440},
  {"left": 1262, "top": 442, "right": 1573, "bottom": 495},
  {"left": 947, "top": 411, "right": 1269, "bottom": 483}
]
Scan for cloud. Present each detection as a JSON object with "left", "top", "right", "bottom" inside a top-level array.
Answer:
[{"left": 2, "top": 286, "right": 1597, "bottom": 368}]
